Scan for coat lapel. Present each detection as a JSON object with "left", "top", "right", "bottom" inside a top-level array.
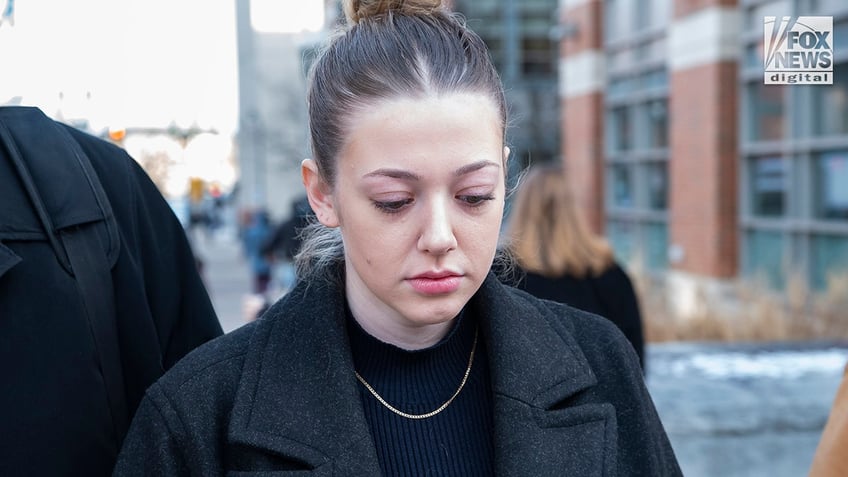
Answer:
[
  {"left": 472, "top": 275, "right": 618, "bottom": 476},
  {"left": 227, "top": 278, "right": 382, "bottom": 475}
]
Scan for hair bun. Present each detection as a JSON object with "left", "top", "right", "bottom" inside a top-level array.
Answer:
[{"left": 344, "top": 0, "right": 443, "bottom": 24}]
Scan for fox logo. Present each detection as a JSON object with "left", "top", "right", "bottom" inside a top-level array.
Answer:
[{"left": 764, "top": 16, "right": 833, "bottom": 85}]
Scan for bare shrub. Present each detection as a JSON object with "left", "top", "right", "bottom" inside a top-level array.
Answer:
[{"left": 636, "top": 268, "right": 848, "bottom": 343}]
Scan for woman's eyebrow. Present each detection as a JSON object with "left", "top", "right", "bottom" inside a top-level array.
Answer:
[
  {"left": 453, "top": 160, "right": 500, "bottom": 177},
  {"left": 362, "top": 160, "right": 499, "bottom": 181},
  {"left": 363, "top": 168, "right": 420, "bottom": 181}
]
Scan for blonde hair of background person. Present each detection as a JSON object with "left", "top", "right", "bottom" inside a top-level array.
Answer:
[
  {"left": 505, "top": 163, "right": 646, "bottom": 369},
  {"left": 809, "top": 363, "right": 848, "bottom": 476},
  {"left": 506, "top": 163, "right": 613, "bottom": 278},
  {"left": 113, "top": 1, "right": 679, "bottom": 475}
]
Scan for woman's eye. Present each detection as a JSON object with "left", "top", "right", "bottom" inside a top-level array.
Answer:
[
  {"left": 459, "top": 194, "right": 495, "bottom": 206},
  {"left": 373, "top": 198, "right": 413, "bottom": 214}
]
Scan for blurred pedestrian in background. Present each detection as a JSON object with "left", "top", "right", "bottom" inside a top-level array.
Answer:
[
  {"left": 238, "top": 207, "right": 274, "bottom": 322},
  {"left": 240, "top": 208, "right": 273, "bottom": 295},
  {"left": 504, "top": 163, "right": 646, "bottom": 370},
  {"left": 260, "top": 194, "right": 314, "bottom": 293},
  {"left": 0, "top": 106, "right": 222, "bottom": 476},
  {"left": 114, "top": 1, "right": 679, "bottom": 475}
]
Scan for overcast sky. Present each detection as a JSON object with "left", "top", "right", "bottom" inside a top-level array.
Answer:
[{"left": 0, "top": 0, "right": 321, "bottom": 136}]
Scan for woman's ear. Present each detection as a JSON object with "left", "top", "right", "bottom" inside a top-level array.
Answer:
[{"left": 301, "top": 159, "right": 340, "bottom": 228}]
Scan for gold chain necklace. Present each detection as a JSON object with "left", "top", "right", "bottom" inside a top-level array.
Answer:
[{"left": 354, "top": 327, "right": 479, "bottom": 420}]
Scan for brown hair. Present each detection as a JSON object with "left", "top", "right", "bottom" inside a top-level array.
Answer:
[
  {"left": 297, "top": 0, "right": 509, "bottom": 276},
  {"left": 344, "top": 0, "right": 442, "bottom": 24},
  {"left": 307, "top": 0, "right": 506, "bottom": 186},
  {"left": 505, "top": 164, "right": 614, "bottom": 278}
]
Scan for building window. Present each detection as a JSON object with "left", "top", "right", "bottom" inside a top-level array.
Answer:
[
  {"left": 482, "top": 37, "right": 503, "bottom": 71},
  {"left": 605, "top": 0, "right": 633, "bottom": 42},
  {"left": 636, "top": 37, "right": 667, "bottom": 63},
  {"left": 608, "top": 220, "right": 637, "bottom": 264},
  {"left": 811, "top": 234, "right": 848, "bottom": 290},
  {"left": 750, "top": 156, "right": 786, "bottom": 217},
  {"left": 610, "top": 164, "right": 635, "bottom": 208},
  {"left": 521, "top": 36, "right": 555, "bottom": 76},
  {"left": 609, "top": 106, "right": 633, "bottom": 152},
  {"left": 645, "top": 162, "right": 668, "bottom": 210},
  {"left": 744, "top": 40, "right": 765, "bottom": 69},
  {"left": 608, "top": 49, "right": 634, "bottom": 74},
  {"left": 634, "top": 0, "right": 671, "bottom": 31},
  {"left": 748, "top": 84, "right": 785, "bottom": 141},
  {"left": 836, "top": 21, "right": 848, "bottom": 50},
  {"left": 650, "top": 0, "right": 671, "bottom": 30},
  {"left": 641, "top": 69, "right": 668, "bottom": 91},
  {"left": 812, "top": 63, "right": 848, "bottom": 137},
  {"left": 813, "top": 0, "right": 848, "bottom": 14},
  {"left": 608, "top": 75, "right": 637, "bottom": 100},
  {"left": 644, "top": 99, "right": 668, "bottom": 148},
  {"left": 744, "top": 229, "right": 786, "bottom": 289},
  {"left": 815, "top": 150, "right": 848, "bottom": 219},
  {"left": 644, "top": 222, "right": 669, "bottom": 270},
  {"left": 745, "top": 0, "right": 791, "bottom": 30},
  {"left": 606, "top": 220, "right": 669, "bottom": 271}
]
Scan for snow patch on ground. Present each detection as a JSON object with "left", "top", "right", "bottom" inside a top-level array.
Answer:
[{"left": 661, "top": 348, "right": 848, "bottom": 380}]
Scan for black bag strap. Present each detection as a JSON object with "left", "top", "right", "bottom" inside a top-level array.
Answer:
[
  {"left": 0, "top": 111, "right": 128, "bottom": 441},
  {"left": 61, "top": 226, "right": 128, "bottom": 440}
]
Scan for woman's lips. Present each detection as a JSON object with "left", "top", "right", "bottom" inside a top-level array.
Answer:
[{"left": 407, "top": 274, "right": 462, "bottom": 295}]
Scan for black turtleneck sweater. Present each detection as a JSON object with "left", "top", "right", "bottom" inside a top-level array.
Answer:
[{"left": 347, "top": 309, "right": 494, "bottom": 476}]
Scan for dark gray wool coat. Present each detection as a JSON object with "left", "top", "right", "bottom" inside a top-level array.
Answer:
[{"left": 114, "top": 271, "right": 682, "bottom": 476}]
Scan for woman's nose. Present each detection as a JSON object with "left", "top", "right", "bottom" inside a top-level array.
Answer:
[{"left": 418, "top": 197, "right": 457, "bottom": 255}]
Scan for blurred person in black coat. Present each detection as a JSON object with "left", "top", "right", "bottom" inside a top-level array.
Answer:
[
  {"left": 504, "top": 163, "right": 646, "bottom": 370},
  {"left": 237, "top": 196, "right": 315, "bottom": 322},
  {"left": 0, "top": 107, "right": 223, "bottom": 476},
  {"left": 261, "top": 194, "right": 314, "bottom": 264}
]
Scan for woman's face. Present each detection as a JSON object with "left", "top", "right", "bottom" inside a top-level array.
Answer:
[{"left": 304, "top": 93, "right": 507, "bottom": 348}]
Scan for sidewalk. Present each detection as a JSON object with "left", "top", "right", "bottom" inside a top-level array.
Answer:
[
  {"left": 647, "top": 341, "right": 847, "bottom": 477},
  {"left": 192, "top": 227, "right": 253, "bottom": 333}
]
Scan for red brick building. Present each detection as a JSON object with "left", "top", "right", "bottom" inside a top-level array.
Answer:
[{"left": 556, "top": 0, "right": 848, "bottom": 299}]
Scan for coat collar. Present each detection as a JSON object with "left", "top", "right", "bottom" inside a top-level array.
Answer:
[
  {"left": 471, "top": 274, "right": 597, "bottom": 408},
  {"left": 227, "top": 272, "right": 604, "bottom": 474},
  {"left": 472, "top": 276, "right": 615, "bottom": 476},
  {"left": 227, "top": 276, "right": 381, "bottom": 473}
]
